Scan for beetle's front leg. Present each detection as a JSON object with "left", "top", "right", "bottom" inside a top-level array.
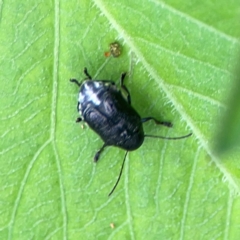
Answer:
[
  {"left": 76, "top": 117, "right": 82, "bottom": 123},
  {"left": 83, "top": 67, "right": 92, "bottom": 80},
  {"left": 120, "top": 72, "right": 131, "bottom": 105},
  {"left": 70, "top": 78, "right": 81, "bottom": 87}
]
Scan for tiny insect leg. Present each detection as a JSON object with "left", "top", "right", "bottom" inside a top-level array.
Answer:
[
  {"left": 120, "top": 72, "right": 131, "bottom": 104},
  {"left": 84, "top": 67, "right": 92, "bottom": 80},
  {"left": 94, "top": 144, "right": 107, "bottom": 162},
  {"left": 141, "top": 117, "right": 173, "bottom": 128},
  {"left": 76, "top": 117, "right": 82, "bottom": 123}
]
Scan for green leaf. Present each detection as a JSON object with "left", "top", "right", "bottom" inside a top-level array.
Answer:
[{"left": 0, "top": 0, "right": 240, "bottom": 239}]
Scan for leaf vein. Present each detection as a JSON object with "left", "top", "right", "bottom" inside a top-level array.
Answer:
[
  {"left": 51, "top": 0, "right": 68, "bottom": 239},
  {"left": 124, "top": 155, "right": 135, "bottom": 240},
  {"left": 136, "top": 37, "right": 235, "bottom": 75},
  {"left": 149, "top": 0, "right": 240, "bottom": 43},
  {"left": 7, "top": 139, "right": 51, "bottom": 240},
  {"left": 179, "top": 147, "right": 200, "bottom": 240},
  {"left": 224, "top": 191, "right": 233, "bottom": 240},
  {"left": 167, "top": 84, "right": 226, "bottom": 109}
]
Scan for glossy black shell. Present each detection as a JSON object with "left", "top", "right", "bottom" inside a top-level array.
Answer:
[{"left": 78, "top": 80, "right": 144, "bottom": 151}]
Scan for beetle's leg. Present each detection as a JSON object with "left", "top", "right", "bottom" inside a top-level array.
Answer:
[
  {"left": 120, "top": 72, "right": 131, "bottom": 105},
  {"left": 75, "top": 102, "right": 82, "bottom": 122},
  {"left": 141, "top": 117, "right": 173, "bottom": 128},
  {"left": 84, "top": 67, "right": 92, "bottom": 80},
  {"left": 76, "top": 117, "right": 82, "bottom": 123},
  {"left": 94, "top": 144, "right": 107, "bottom": 162},
  {"left": 70, "top": 78, "right": 81, "bottom": 86}
]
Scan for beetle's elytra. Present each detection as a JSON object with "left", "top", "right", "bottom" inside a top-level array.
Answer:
[{"left": 70, "top": 68, "right": 192, "bottom": 196}]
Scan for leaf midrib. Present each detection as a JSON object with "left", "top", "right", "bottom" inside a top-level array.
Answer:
[{"left": 51, "top": 0, "right": 68, "bottom": 239}]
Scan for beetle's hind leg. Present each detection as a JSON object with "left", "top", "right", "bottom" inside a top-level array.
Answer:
[
  {"left": 120, "top": 72, "right": 131, "bottom": 104},
  {"left": 94, "top": 143, "right": 107, "bottom": 162},
  {"left": 84, "top": 67, "right": 92, "bottom": 80},
  {"left": 141, "top": 117, "right": 173, "bottom": 128}
]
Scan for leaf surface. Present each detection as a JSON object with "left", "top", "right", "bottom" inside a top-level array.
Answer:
[{"left": 0, "top": 0, "right": 240, "bottom": 239}]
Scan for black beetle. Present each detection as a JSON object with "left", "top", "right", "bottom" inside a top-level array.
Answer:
[{"left": 70, "top": 68, "right": 191, "bottom": 196}]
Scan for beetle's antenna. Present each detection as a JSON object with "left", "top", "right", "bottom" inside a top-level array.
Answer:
[
  {"left": 144, "top": 133, "right": 192, "bottom": 140},
  {"left": 108, "top": 151, "right": 128, "bottom": 196}
]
